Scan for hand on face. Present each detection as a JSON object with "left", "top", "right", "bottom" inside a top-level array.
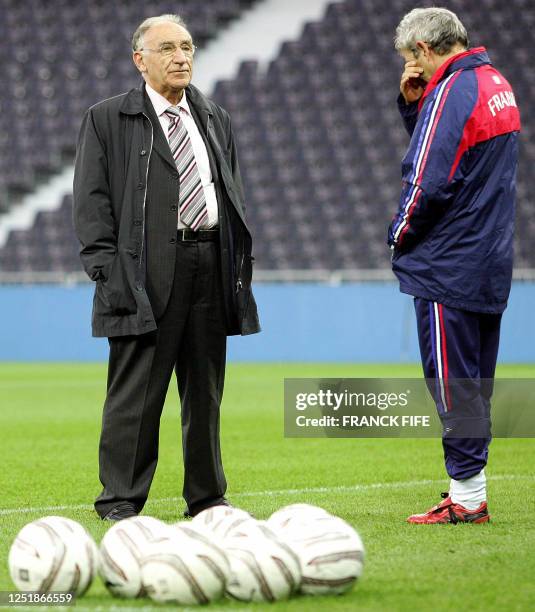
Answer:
[{"left": 400, "top": 60, "right": 426, "bottom": 104}]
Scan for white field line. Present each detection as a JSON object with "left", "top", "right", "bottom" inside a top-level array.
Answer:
[
  {"left": 0, "top": 474, "right": 533, "bottom": 517},
  {"left": 0, "top": 381, "right": 104, "bottom": 389}
]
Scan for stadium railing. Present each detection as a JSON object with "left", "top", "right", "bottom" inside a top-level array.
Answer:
[{"left": 1, "top": 269, "right": 535, "bottom": 285}]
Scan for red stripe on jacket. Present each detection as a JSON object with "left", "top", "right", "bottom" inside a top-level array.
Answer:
[{"left": 447, "top": 65, "right": 521, "bottom": 182}]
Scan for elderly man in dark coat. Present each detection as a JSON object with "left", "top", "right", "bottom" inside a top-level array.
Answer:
[{"left": 73, "top": 14, "right": 260, "bottom": 520}]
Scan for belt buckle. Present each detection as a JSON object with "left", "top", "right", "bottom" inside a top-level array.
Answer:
[{"left": 180, "top": 229, "right": 197, "bottom": 242}]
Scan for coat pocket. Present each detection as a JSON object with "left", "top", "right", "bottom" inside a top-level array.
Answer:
[
  {"left": 96, "top": 252, "right": 137, "bottom": 316},
  {"left": 235, "top": 254, "right": 254, "bottom": 320}
]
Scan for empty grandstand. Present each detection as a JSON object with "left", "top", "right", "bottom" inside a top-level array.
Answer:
[{"left": 0, "top": 0, "right": 532, "bottom": 274}]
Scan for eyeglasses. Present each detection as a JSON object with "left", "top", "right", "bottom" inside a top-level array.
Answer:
[{"left": 140, "top": 42, "right": 196, "bottom": 58}]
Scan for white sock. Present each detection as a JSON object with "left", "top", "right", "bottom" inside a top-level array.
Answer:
[{"left": 449, "top": 469, "right": 486, "bottom": 510}]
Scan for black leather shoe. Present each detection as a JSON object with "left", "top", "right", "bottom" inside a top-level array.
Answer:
[
  {"left": 184, "top": 498, "right": 231, "bottom": 519},
  {"left": 102, "top": 502, "right": 138, "bottom": 521}
]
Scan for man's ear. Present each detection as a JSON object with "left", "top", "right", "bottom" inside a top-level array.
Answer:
[
  {"left": 415, "top": 41, "right": 431, "bottom": 59},
  {"left": 133, "top": 51, "right": 147, "bottom": 74}
]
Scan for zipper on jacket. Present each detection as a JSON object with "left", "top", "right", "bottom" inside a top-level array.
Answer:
[
  {"left": 139, "top": 113, "right": 154, "bottom": 269},
  {"left": 236, "top": 252, "right": 244, "bottom": 293}
]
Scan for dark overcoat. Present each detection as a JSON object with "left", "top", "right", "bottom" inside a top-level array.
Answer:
[{"left": 73, "top": 83, "right": 260, "bottom": 337}]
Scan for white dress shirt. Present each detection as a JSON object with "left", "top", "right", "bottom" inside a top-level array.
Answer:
[{"left": 145, "top": 83, "right": 218, "bottom": 229}]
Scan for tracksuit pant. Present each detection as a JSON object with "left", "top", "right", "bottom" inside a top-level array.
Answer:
[{"left": 414, "top": 298, "right": 502, "bottom": 481}]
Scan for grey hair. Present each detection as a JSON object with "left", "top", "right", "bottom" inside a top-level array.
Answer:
[
  {"left": 394, "top": 7, "right": 469, "bottom": 55},
  {"left": 132, "top": 14, "right": 189, "bottom": 51}
]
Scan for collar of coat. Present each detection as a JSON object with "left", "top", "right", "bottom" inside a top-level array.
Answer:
[
  {"left": 119, "top": 82, "right": 213, "bottom": 121},
  {"left": 418, "top": 46, "right": 491, "bottom": 111}
]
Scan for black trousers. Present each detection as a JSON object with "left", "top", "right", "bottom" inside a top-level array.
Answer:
[{"left": 94, "top": 239, "right": 228, "bottom": 518}]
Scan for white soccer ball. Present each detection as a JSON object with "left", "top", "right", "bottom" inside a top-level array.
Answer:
[
  {"left": 8, "top": 516, "right": 99, "bottom": 595},
  {"left": 225, "top": 529, "right": 301, "bottom": 602},
  {"left": 141, "top": 527, "right": 229, "bottom": 605},
  {"left": 224, "top": 519, "right": 278, "bottom": 542},
  {"left": 191, "top": 505, "right": 252, "bottom": 540},
  {"left": 287, "top": 516, "right": 365, "bottom": 595},
  {"left": 173, "top": 521, "right": 231, "bottom": 581},
  {"left": 267, "top": 503, "right": 333, "bottom": 534},
  {"left": 99, "top": 516, "right": 170, "bottom": 598}
]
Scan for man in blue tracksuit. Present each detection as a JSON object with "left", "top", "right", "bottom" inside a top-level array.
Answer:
[{"left": 388, "top": 8, "right": 520, "bottom": 523}]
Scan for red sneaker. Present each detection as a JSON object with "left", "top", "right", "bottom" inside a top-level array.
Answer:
[{"left": 407, "top": 492, "right": 490, "bottom": 524}]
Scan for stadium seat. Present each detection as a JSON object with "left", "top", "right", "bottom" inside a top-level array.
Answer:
[{"left": 0, "top": 0, "right": 533, "bottom": 272}]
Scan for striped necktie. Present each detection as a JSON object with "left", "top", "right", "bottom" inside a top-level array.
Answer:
[{"left": 165, "top": 106, "right": 208, "bottom": 230}]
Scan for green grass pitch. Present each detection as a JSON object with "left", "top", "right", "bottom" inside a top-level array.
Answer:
[{"left": 1, "top": 363, "right": 534, "bottom": 611}]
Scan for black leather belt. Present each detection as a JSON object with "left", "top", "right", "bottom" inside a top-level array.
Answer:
[{"left": 177, "top": 228, "right": 219, "bottom": 242}]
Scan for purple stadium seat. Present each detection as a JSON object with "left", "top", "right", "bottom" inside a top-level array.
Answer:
[{"left": 0, "top": 0, "right": 533, "bottom": 272}]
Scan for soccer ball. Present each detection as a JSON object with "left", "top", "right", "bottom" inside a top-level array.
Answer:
[
  {"left": 286, "top": 515, "right": 365, "bottom": 595},
  {"left": 267, "top": 503, "right": 332, "bottom": 533},
  {"left": 99, "top": 516, "right": 170, "bottom": 598},
  {"left": 225, "top": 530, "right": 302, "bottom": 602},
  {"left": 191, "top": 505, "right": 252, "bottom": 540},
  {"left": 141, "top": 526, "right": 229, "bottom": 605},
  {"left": 172, "top": 521, "right": 231, "bottom": 581},
  {"left": 224, "top": 518, "right": 278, "bottom": 542},
  {"left": 8, "top": 516, "right": 98, "bottom": 595}
]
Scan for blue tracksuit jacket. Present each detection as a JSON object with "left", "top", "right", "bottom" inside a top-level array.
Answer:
[{"left": 388, "top": 47, "right": 521, "bottom": 314}]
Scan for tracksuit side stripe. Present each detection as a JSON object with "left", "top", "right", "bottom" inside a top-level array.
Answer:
[
  {"left": 392, "top": 77, "right": 452, "bottom": 241},
  {"left": 428, "top": 301, "right": 442, "bottom": 412},
  {"left": 392, "top": 71, "right": 460, "bottom": 243},
  {"left": 432, "top": 302, "right": 449, "bottom": 412},
  {"left": 414, "top": 73, "right": 460, "bottom": 183},
  {"left": 411, "top": 76, "right": 453, "bottom": 181},
  {"left": 438, "top": 304, "right": 453, "bottom": 410}
]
